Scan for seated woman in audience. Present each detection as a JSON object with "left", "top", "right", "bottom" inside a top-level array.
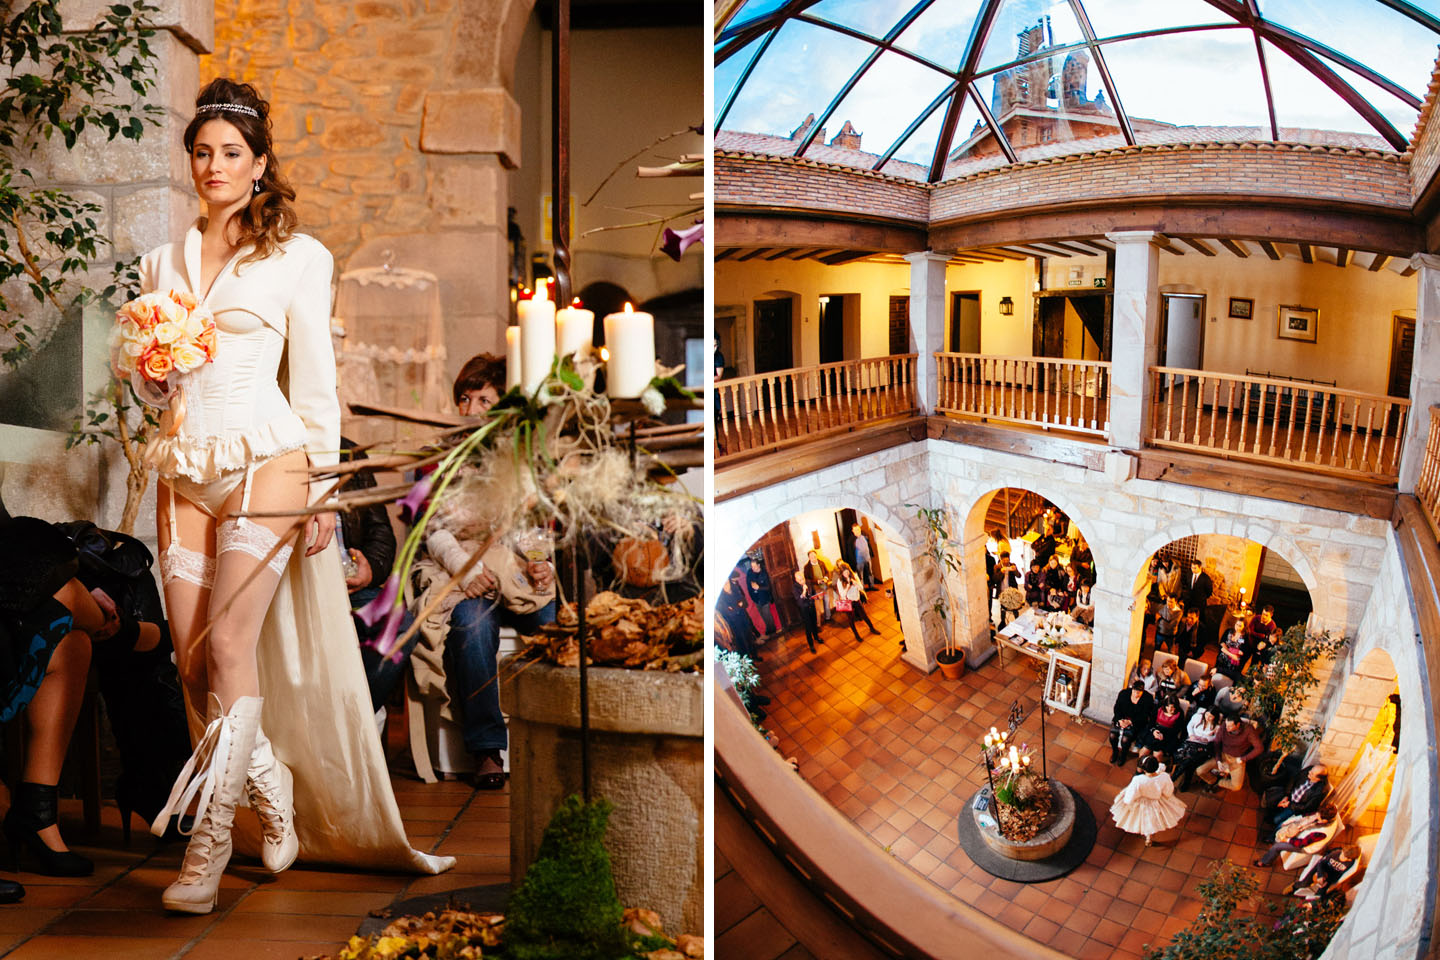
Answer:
[
  {"left": 1072, "top": 581, "right": 1095, "bottom": 626},
  {"left": 0, "top": 511, "right": 142, "bottom": 898},
  {"left": 1173, "top": 707, "right": 1221, "bottom": 791},
  {"left": 1139, "top": 695, "right": 1186, "bottom": 763},
  {"left": 1108, "top": 681, "right": 1156, "bottom": 766},
  {"left": 1284, "top": 844, "right": 1360, "bottom": 899},
  {"left": 1216, "top": 623, "right": 1249, "bottom": 682},
  {"left": 1129, "top": 658, "right": 1158, "bottom": 697},
  {"left": 1024, "top": 560, "right": 1045, "bottom": 608},
  {"left": 1041, "top": 555, "right": 1069, "bottom": 611},
  {"left": 1254, "top": 803, "right": 1339, "bottom": 869},
  {"left": 1155, "top": 660, "right": 1183, "bottom": 702}
]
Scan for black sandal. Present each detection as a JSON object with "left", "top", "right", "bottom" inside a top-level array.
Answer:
[{"left": 472, "top": 752, "right": 507, "bottom": 790}]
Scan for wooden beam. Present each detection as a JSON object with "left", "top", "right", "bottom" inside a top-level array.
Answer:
[
  {"left": 1299, "top": 242, "right": 1313, "bottom": 264},
  {"left": 716, "top": 211, "right": 928, "bottom": 256},
  {"left": 1334, "top": 247, "right": 1350, "bottom": 267},
  {"left": 1179, "top": 237, "right": 1217, "bottom": 256},
  {"left": 1218, "top": 238, "right": 1250, "bottom": 258},
  {"left": 956, "top": 251, "right": 1005, "bottom": 262},
  {"left": 1368, "top": 253, "right": 1390, "bottom": 271},
  {"left": 735, "top": 247, "right": 771, "bottom": 261},
  {"left": 1039, "top": 239, "right": 1102, "bottom": 257},
  {"left": 1083, "top": 236, "right": 1115, "bottom": 251},
  {"left": 926, "top": 417, "right": 1109, "bottom": 471},
  {"left": 820, "top": 250, "right": 873, "bottom": 265},
  {"left": 978, "top": 247, "right": 1028, "bottom": 260},
  {"left": 1400, "top": 263, "right": 1418, "bottom": 277},
  {"left": 1133, "top": 449, "right": 1396, "bottom": 520},
  {"left": 762, "top": 247, "right": 799, "bottom": 260},
  {"left": 716, "top": 419, "right": 926, "bottom": 501},
  {"left": 1062, "top": 238, "right": 1112, "bottom": 256},
  {"left": 1010, "top": 244, "right": 1072, "bottom": 259},
  {"left": 714, "top": 247, "right": 737, "bottom": 261},
  {"left": 1152, "top": 235, "right": 1184, "bottom": 256},
  {"left": 1258, "top": 240, "right": 1282, "bottom": 260}
]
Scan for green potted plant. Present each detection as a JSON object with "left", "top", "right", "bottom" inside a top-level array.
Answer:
[
  {"left": 1234, "top": 623, "right": 1348, "bottom": 788},
  {"left": 909, "top": 502, "right": 965, "bottom": 679}
]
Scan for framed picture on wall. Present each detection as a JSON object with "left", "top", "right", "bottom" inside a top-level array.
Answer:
[
  {"left": 1277, "top": 305, "right": 1319, "bottom": 343},
  {"left": 1228, "top": 297, "right": 1253, "bottom": 319},
  {"left": 1044, "top": 651, "right": 1090, "bottom": 716}
]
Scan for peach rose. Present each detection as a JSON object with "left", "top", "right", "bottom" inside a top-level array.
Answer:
[
  {"left": 171, "top": 341, "right": 207, "bottom": 373},
  {"left": 140, "top": 345, "right": 174, "bottom": 382},
  {"left": 198, "top": 323, "right": 217, "bottom": 358},
  {"left": 169, "top": 289, "right": 199, "bottom": 311}
]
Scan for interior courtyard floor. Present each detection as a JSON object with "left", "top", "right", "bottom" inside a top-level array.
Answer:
[
  {"left": 0, "top": 726, "right": 506, "bottom": 959},
  {"left": 746, "top": 585, "right": 1383, "bottom": 959}
]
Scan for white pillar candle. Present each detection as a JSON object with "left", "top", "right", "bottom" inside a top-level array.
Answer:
[
  {"left": 603, "top": 302, "right": 655, "bottom": 398},
  {"left": 517, "top": 280, "right": 557, "bottom": 393},
  {"left": 505, "top": 326, "right": 522, "bottom": 391},
  {"left": 555, "top": 298, "right": 594, "bottom": 358}
]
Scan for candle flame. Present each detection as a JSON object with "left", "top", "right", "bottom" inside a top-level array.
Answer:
[
  {"left": 599, "top": 346, "right": 610, "bottom": 362},
  {"left": 572, "top": 297, "right": 582, "bottom": 307},
  {"left": 623, "top": 301, "right": 634, "bottom": 313},
  {"left": 536, "top": 278, "right": 550, "bottom": 302}
]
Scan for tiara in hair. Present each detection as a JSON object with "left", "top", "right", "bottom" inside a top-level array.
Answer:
[{"left": 196, "top": 102, "right": 260, "bottom": 119}]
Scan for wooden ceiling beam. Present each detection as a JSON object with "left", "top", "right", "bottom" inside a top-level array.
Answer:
[
  {"left": 1400, "top": 263, "right": 1418, "bottom": 277},
  {"left": 1178, "top": 237, "right": 1217, "bottom": 256},
  {"left": 820, "top": 250, "right": 873, "bottom": 266},
  {"left": 1011, "top": 244, "right": 1073, "bottom": 258},
  {"left": 735, "top": 247, "right": 772, "bottom": 261},
  {"left": 1368, "top": 253, "right": 1390, "bottom": 272},
  {"left": 714, "top": 247, "right": 737, "bottom": 261},
  {"left": 1258, "top": 240, "right": 1282, "bottom": 260},
  {"left": 1152, "top": 235, "right": 1184, "bottom": 255},
  {"left": 978, "top": 247, "right": 1028, "bottom": 260},
  {"left": 1039, "top": 240, "right": 1102, "bottom": 257},
  {"left": 1218, "top": 238, "right": 1250, "bottom": 258},
  {"left": 716, "top": 211, "right": 928, "bottom": 255},
  {"left": 1334, "top": 247, "right": 1350, "bottom": 267},
  {"left": 1299, "top": 242, "right": 1314, "bottom": 264}
]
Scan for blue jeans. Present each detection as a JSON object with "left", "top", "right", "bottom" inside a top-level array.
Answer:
[
  {"left": 352, "top": 585, "right": 418, "bottom": 712},
  {"left": 446, "top": 595, "right": 556, "bottom": 755}
]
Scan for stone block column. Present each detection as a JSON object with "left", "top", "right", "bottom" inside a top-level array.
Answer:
[
  {"left": 1399, "top": 253, "right": 1440, "bottom": 493},
  {"left": 905, "top": 251, "right": 948, "bottom": 415},
  {"left": 1105, "top": 231, "right": 1161, "bottom": 450}
]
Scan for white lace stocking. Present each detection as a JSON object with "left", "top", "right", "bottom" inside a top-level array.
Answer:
[
  {"left": 160, "top": 543, "right": 217, "bottom": 589},
  {"left": 216, "top": 519, "right": 293, "bottom": 575}
]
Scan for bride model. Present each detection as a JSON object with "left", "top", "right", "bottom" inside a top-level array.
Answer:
[{"left": 137, "top": 78, "right": 451, "bottom": 913}]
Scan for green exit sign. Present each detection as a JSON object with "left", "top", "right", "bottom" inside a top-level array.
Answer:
[{"left": 1093, "top": 277, "right": 1107, "bottom": 288}]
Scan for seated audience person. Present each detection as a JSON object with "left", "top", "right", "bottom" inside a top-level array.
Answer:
[
  {"left": 1216, "top": 623, "right": 1249, "bottom": 682},
  {"left": 1155, "top": 660, "right": 1183, "bottom": 702},
  {"left": 1108, "top": 681, "right": 1156, "bottom": 766},
  {"left": 1181, "top": 672, "right": 1218, "bottom": 716},
  {"left": 1261, "top": 763, "right": 1330, "bottom": 841},
  {"left": 410, "top": 354, "right": 556, "bottom": 790},
  {"left": 0, "top": 511, "right": 136, "bottom": 895},
  {"left": 744, "top": 556, "right": 781, "bottom": 637},
  {"left": 1154, "top": 594, "right": 1182, "bottom": 653},
  {"left": 1254, "top": 803, "right": 1339, "bottom": 868},
  {"left": 1214, "top": 682, "right": 1249, "bottom": 719},
  {"left": 1174, "top": 707, "right": 1221, "bottom": 790},
  {"left": 1041, "top": 555, "right": 1069, "bottom": 611},
  {"left": 1139, "top": 695, "right": 1185, "bottom": 764},
  {"left": 1195, "top": 715, "right": 1264, "bottom": 792},
  {"left": 1174, "top": 607, "right": 1202, "bottom": 663},
  {"left": 792, "top": 570, "right": 823, "bottom": 654},
  {"left": 1285, "top": 844, "right": 1360, "bottom": 899},
  {"left": 1024, "top": 560, "right": 1045, "bottom": 608},
  {"left": 339, "top": 438, "right": 415, "bottom": 715},
  {"left": 1244, "top": 605, "right": 1284, "bottom": 667},
  {"left": 1072, "top": 581, "right": 1095, "bottom": 627},
  {"left": 1129, "top": 658, "right": 1158, "bottom": 697}
]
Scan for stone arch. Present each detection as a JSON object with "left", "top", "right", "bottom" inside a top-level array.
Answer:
[
  {"left": 1317, "top": 647, "right": 1400, "bottom": 774},
  {"left": 959, "top": 485, "right": 1104, "bottom": 590},
  {"left": 1122, "top": 519, "right": 1321, "bottom": 606}
]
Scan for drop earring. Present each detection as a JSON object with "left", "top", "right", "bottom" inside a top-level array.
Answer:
[{"left": 253, "top": 180, "right": 261, "bottom": 195}]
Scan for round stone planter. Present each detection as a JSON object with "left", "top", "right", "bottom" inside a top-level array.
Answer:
[
  {"left": 500, "top": 657, "right": 703, "bottom": 935},
  {"left": 974, "top": 780, "right": 1076, "bottom": 861}
]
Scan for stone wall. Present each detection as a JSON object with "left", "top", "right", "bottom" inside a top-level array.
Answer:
[
  {"left": 203, "top": 0, "right": 531, "bottom": 380},
  {"left": 1316, "top": 533, "right": 1434, "bottom": 960},
  {"left": 0, "top": 0, "right": 211, "bottom": 533}
]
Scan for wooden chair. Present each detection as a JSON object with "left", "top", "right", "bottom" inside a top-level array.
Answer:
[
  {"left": 1182, "top": 658, "right": 1209, "bottom": 684},
  {"left": 405, "top": 626, "right": 519, "bottom": 784}
]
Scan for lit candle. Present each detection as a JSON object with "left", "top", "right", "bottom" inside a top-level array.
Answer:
[
  {"left": 555, "top": 297, "right": 594, "bottom": 358},
  {"left": 517, "top": 279, "right": 557, "bottom": 393},
  {"left": 603, "top": 302, "right": 655, "bottom": 398},
  {"left": 505, "top": 326, "right": 522, "bottom": 391}
]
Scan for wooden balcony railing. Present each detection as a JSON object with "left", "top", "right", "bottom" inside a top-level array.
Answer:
[
  {"left": 1418, "top": 405, "right": 1440, "bottom": 536},
  {"left": 715, "top": 354, "right": 918, "bottom": 462},
  {"left": 935, "top": 352, "right": 1111, "bottom": 437},
  {"left": 1148, "top": 367, "right": 1410, "bottom": 481}
]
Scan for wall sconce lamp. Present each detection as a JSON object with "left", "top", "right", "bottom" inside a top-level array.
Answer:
[
  {"left": 818, "top": 296, "right": 830, "bottom": 306},
  {"left": 999, "top": 296, "right": 1014, "bottom": 316}
]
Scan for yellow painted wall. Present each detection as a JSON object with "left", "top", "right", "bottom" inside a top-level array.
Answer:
[
  {"left": 945, "top": 259, "right": 1035, "bottom": 356},
  {"left": 1157, "top": 256, "right": 1415, "bottom": 395}
]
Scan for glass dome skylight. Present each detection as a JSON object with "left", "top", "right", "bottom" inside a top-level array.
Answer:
[{"left": 715, "top": 0, "right": 1440, "bottom": 182}]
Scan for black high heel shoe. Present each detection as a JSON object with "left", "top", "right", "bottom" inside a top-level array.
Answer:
[
  {"left": 3, "top": 783, "right": 93, "bottom": 877},
  {"left": 0, "top": 880, "right": 22, "bottom": 904}
]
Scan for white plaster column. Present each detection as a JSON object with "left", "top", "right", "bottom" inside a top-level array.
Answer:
[
  {"left": 1399, "top": 253, "right": 1440, "bottom": 493},
  {"left": 1105, "top": 231, "right": 1161, "bottom": 450},
  {"left": 905, "top": 251, "right": 948, "bottom": 415}
]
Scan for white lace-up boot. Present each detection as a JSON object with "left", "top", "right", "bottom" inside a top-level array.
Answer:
[
  {"left": 246, "top": 726, "right": 298, "bottom": 873},
  {"left": 155, "top": 695, "right": 263, "bottom": 914}
]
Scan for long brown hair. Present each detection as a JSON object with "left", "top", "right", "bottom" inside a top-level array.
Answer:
[{"left": 183, "top": 78, "right": 298, "bottom": 268}]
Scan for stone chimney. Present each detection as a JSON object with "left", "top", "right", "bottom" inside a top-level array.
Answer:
[
  {"left": 830, "top": 121, "right": 862, "bottom": 150},
  {"left": 790, "top": 113, "right": 825, "bottom": 144}
]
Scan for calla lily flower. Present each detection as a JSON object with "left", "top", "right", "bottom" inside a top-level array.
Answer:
[
  {"left": 356, "top": 574, "right": 400, "bottom": 627},
  {"left": 660, "top": 221, "right": 704, "bottom": 261},
  {"left": 373, "top": 605, "right": 408, "bottom": 663},
  {"left": 397, "top": 473, "right": 435, "bottom": 523}
]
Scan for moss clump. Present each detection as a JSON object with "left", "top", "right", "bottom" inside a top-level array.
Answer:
[{"left": 503, "top": 795, "right": 628, "bottom": 960}]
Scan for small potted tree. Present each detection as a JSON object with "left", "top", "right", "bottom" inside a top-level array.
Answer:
[
  {"left": 1235, "top": 623, "right": 1348, "bottom": 790},
  {"left": 909, "top": 503, "right": 965, "bottom": 679}
]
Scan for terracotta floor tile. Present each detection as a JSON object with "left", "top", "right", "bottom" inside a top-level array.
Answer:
[
  {"left": 4, "top": 936, "right": 190, "bottom": 959},
  {"left": 233, "top": 889, "right": 395, "bottom": 917},
  {"left": 184, "top": 938, "right": 349, "bottom": 960},
  {"left": 206, "top": 912, "right": 360, "bottom": 941}
]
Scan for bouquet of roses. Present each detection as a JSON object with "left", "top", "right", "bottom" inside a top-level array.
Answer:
[{"left": 110, "top": 289, "right": 216, "bottom": 407}]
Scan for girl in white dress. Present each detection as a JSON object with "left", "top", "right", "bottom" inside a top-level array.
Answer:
[
  {"left": 140, "top": 78, "right": 450, "bottom": 914},
  {"left": 1110, "top": 755, "right": 1187, "bottom": 846}
]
